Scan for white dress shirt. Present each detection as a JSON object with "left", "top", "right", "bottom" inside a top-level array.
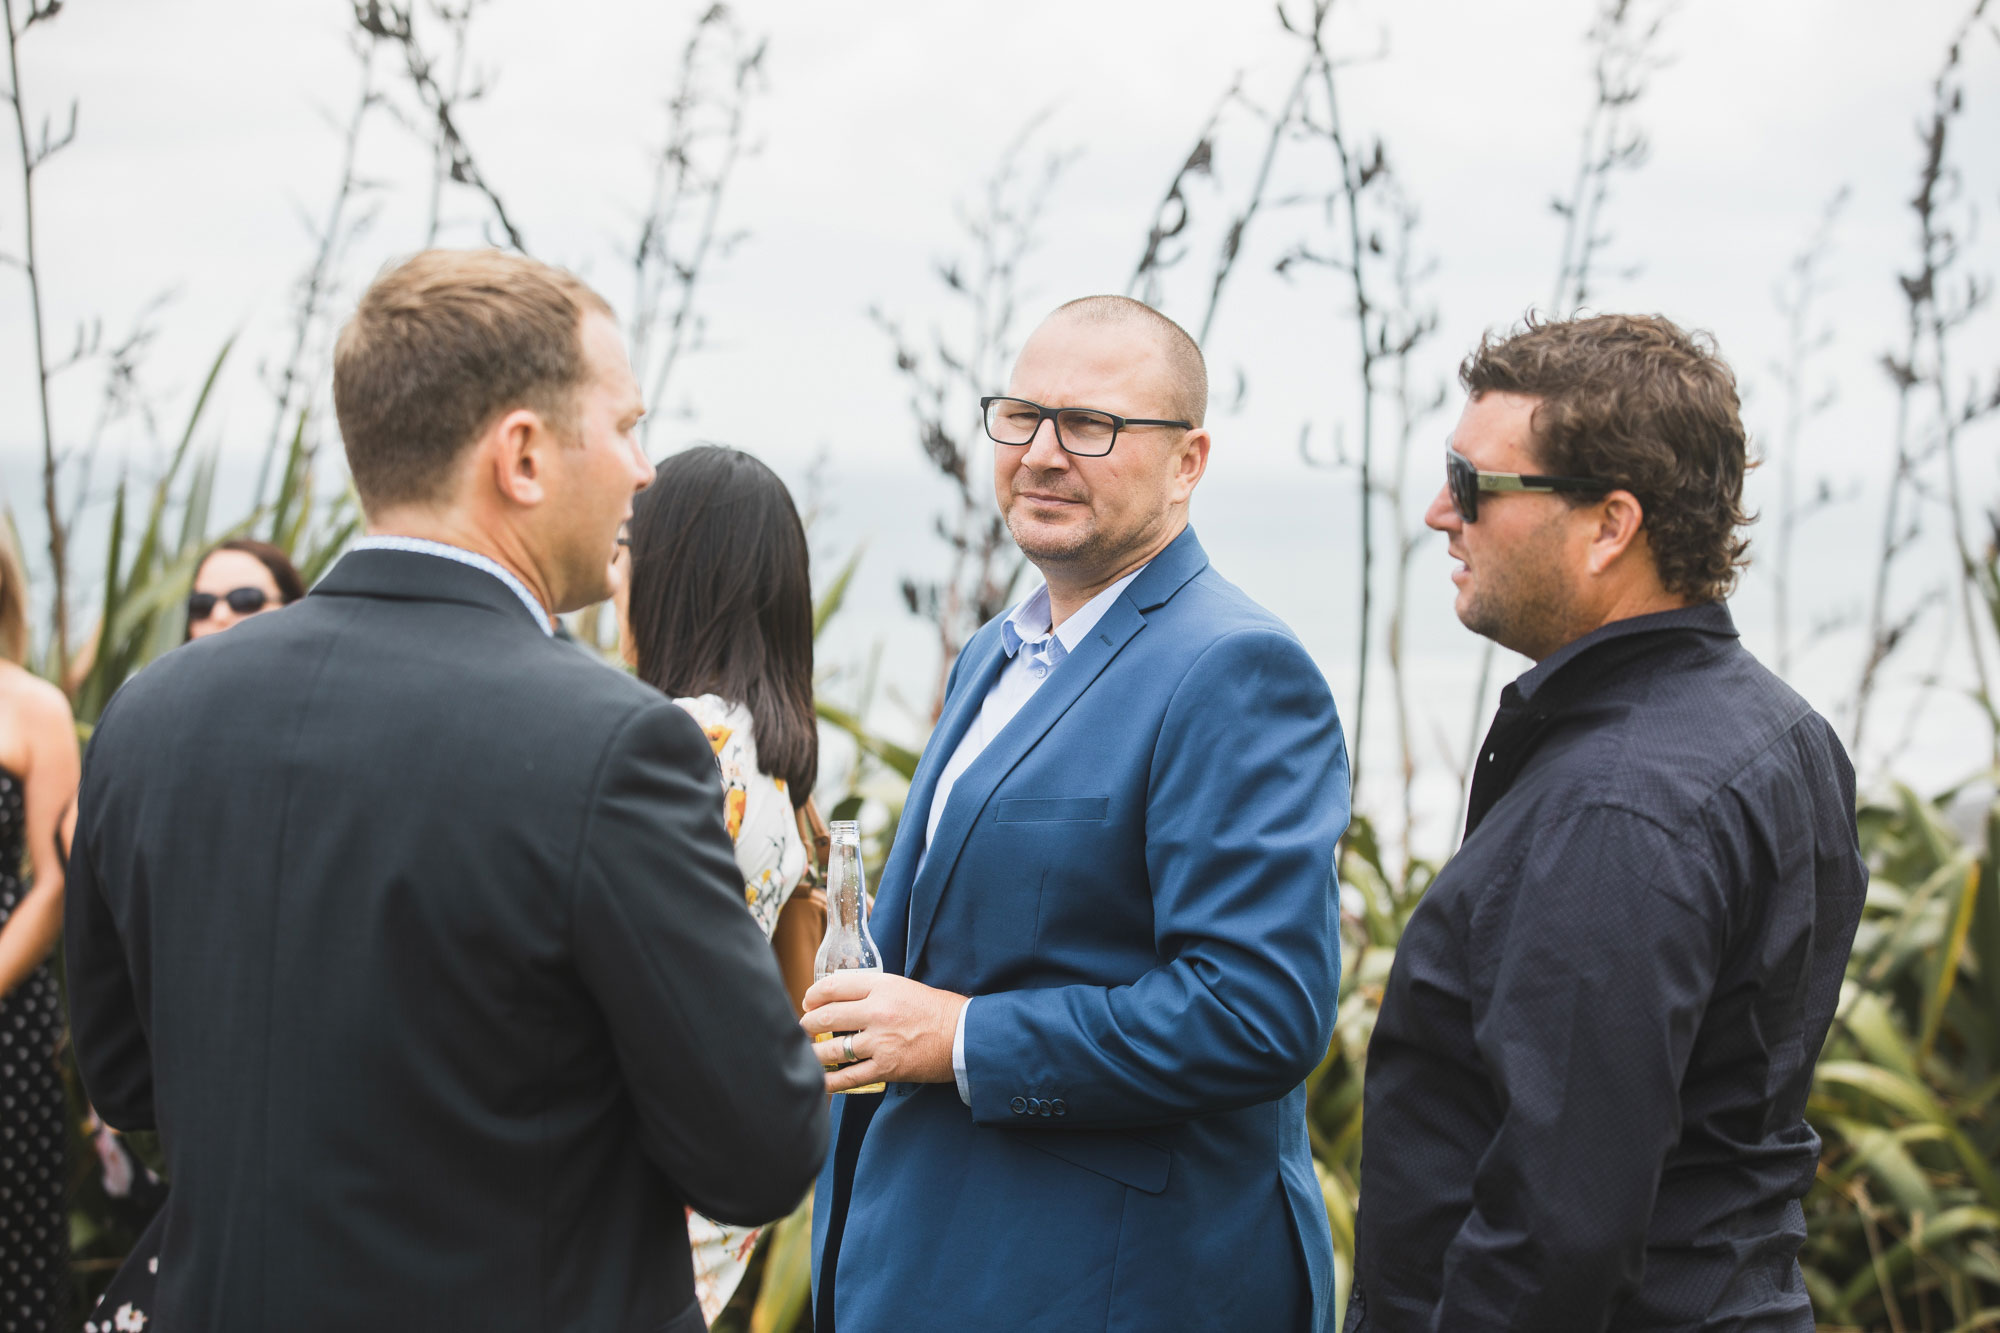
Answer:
[
  {"left": 928, "top": 567, "right": 1147, "bottom": 1103},
  {"left": 349, "top": 535, "right": 553, "bottom": 635}
]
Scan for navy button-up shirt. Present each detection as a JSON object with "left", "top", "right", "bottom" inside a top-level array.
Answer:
[{"left": 1351, "top": 603, "right": 1866, "bottom": 1331}]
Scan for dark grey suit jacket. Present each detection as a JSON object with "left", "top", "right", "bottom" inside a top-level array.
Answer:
[{"left": 67, "top": 548, "right": 828, "bottom": 1333}]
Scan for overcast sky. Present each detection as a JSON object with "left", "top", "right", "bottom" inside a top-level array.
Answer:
[{"left": 3, "top": 0, "right": 1995, "bottom": 848}]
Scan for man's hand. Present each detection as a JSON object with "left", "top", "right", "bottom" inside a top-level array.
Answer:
[{"left": 800, "top": 972, "right": 968, "bottom": 1094}]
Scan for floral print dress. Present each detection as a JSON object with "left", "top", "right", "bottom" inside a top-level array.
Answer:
[{"left": 675, "top": 694, "right": 808, "bottom": 1322}]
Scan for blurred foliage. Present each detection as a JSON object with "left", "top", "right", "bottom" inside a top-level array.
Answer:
[
  {"left": 1799, "top": 785, "right": 2000, "bottom": 1330},
  {"left": 1308, "top": 818, "right": 1437, "bottom": 1317},
  {"left": 61, "top": 344, "right": 361, "bottom": 729},
  {"left": 811, "top": 540, "right": 909, "bottom": 875}
]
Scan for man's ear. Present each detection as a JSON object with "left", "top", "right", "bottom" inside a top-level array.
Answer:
[
  {"left": 485, "top": 407, "right": 552, "bottom": 509},
  {"left": 1169, "top": 427, "right": 1211, "bottom": 504},
  {"left": 1585, "top": 488, "right": 1646, "bottom": 576}
]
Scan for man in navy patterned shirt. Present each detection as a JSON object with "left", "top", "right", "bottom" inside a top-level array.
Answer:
[{"left": 1348, "top": 314, "right": 1866, "bottom": 1331}]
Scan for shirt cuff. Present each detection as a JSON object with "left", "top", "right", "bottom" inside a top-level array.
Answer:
[{"left": 952, "top": 997, "right": 972, "bottom": 1106}]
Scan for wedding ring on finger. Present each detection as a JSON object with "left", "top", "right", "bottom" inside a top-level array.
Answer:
[{"left": 843, "top": 1034, "right": 857, "bottom": 1064}]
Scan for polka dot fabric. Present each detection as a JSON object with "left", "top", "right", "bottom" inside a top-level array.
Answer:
[{"left": 0, "top": 768, "right": 67, "bottom": 1331}]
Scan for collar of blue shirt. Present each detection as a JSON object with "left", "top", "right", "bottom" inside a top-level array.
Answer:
[
  {"left": 348, "top": 535, "right": 554, "bottom": 636},
  {"left": 1000, "top": 567, "right": 1147, "bottom": 672}
]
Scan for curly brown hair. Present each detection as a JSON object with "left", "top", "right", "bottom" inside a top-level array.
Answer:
[{"left": 1460, "top": 312, "right": 1753, "bottom": 602}]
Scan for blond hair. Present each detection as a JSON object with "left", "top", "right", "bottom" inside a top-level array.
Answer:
[{"left": 0, "top": 525, "right": 29, "bottom": 664}]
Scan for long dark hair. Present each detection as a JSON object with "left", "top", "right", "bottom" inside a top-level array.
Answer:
[
  {"left": 626, "top": 446, "right": 816, "bottom": 805},
  {"left": 186, "top": 539, "right": 307, "bottom": 640}
]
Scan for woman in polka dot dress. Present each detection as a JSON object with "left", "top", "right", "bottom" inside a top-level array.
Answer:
[{"left": 0, "top": 536, "right": 83, "bottom": 1333}]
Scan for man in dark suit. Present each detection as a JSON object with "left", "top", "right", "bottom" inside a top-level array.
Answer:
[
  {"left": 66, "top": 249, "right": 827, "bottom": 1333},
  {"left": 1347, "top": 314, "right": 1865, "bottom": 1330},
  {"left": 803, "top": 296, "right": 1351, "bottom": 1331}
]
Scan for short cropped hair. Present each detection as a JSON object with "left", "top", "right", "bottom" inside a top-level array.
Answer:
[
  {"left": 1052, "top": 295, "right": 1208, "bottom": 427},
  {"left": 1460, "top": 312, "right": 1752, "bottom": 602},
  {"left": 333, "top": 249, "right": 614, "bottom": 511}
]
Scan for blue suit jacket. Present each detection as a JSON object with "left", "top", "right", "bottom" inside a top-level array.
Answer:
[{"left": 810, "top": 527, "right": 1350, "bottom": 1332}]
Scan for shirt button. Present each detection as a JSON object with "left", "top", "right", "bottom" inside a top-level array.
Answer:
[{"left": 1010, "top": 1096, "right": 1027, "bottom": 1115}]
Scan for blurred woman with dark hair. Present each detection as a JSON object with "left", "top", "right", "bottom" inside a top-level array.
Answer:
[
  {"left": 186, "top": 539, "right": 306, "bottom": 641},
  {"left": 0, "top": 529, "right": 82, "bottom": 1330},
  {"left": 620, "top": 444, "right": 820, "bottom": 1322}
]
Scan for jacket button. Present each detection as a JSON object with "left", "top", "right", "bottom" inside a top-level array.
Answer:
[
  {"left": 1052, "top": 1099, "right": 1067, "bottom": 1116},
  {"left": 1037, "top": 1099, "right": 1052, "bottom": 1117},
  {"left": 1010, "top": 1096, "right": 1027, "bottom": 1115}
]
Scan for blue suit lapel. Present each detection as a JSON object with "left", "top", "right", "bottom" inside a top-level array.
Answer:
[
  {"left": 872, "top": 630, "right": 1008, "bottom": 975},
  {"left": 902, "top": 597, "right": 1148, "bottom": 977},
  {"left": 886, "top": 525, "right": 1214, "bottom": 978}
]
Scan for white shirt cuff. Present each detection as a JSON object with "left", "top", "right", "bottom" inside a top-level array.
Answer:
[{"left": 952, "top": 997, "right": 972, "bottom": 1105}]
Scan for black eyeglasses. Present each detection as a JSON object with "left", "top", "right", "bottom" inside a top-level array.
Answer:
[
  {"left": 187, "top": 587, "right": 271, "bottom": 622},
  {"left": 980, "top": 396, "right": 1192, "bottom": 459},
  {"left": 1445, "top": 445, "right": 1607, "bottom": 522}
]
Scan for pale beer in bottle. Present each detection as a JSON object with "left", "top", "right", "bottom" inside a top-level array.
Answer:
[{"left": 814, "top": 819, "right": 885, "bottom": 1094}]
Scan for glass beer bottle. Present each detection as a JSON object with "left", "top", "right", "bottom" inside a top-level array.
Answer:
[{"left": 814, "top": 819, "right": 885, "bottom": 1094}]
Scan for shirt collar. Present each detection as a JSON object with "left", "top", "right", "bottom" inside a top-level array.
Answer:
[
  {"left": 1000, "top": 566, "right": 1147, "bottom": 666},
  {"left": 349, "top": 536, "right": 554, "bottom": 636},
  {"left": 1512, "top": 600, "right": 1737, "bottom": 703}
]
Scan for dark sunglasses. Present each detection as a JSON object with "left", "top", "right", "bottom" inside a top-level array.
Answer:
[
  {"left": 187, "top": 587, "right": 271, "bottom": 622},
  {"left": 1445, "top": 445, "right": 1607, "bottom": 522}
]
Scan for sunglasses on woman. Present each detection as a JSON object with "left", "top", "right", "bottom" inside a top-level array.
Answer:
[
  {"left": 187, "top": 587, "right": 272, "bottom": 622},
  {"left": 1445, "top": 445, "right": 1607, "bottom": 522}
]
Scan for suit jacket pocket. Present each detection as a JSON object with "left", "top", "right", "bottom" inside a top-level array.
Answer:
[
  {"left": 994, "top": 796, "right": 1109, "bottom": 823},
  {"left": 1021, "top": 1129, "right": 1171, "bottom": 1194}
]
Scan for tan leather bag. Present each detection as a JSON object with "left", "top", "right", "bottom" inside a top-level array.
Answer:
[{"left": 770, "top": 798, "right": 830, "bottom": 1017}]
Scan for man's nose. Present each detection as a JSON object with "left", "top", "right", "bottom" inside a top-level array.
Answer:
[
  {"left": 627, "top": 435, "right": 652, "bottom": 490},
  {"left": 1424, "top": 483, "right": 1460, "bottom": 534},
  {"left": 1021, "top": 416, "right": 1068, "bottom": 471}
]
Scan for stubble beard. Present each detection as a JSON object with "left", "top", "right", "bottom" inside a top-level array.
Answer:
[
  {"left": 1458, "top": 559, "right": 1581, "bottom": 662},
  {"left": 1004, "top": 471, "right": 1108, "bottom": 568}
]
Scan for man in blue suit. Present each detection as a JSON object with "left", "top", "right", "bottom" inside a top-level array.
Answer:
[{"left": 803, "top": 295, "right": 1351, "bottom": 1332}]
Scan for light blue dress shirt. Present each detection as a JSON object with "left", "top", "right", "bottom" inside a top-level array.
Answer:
[
  {"left": 349, "top": 535, "right": 553, "bottom": 635},
  {"left": 926, "top": 567, "right": 1147, "bottom": 1103}
]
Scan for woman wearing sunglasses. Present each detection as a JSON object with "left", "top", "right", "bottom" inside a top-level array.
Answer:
[{"left": 186, "top": 539, "right": 306, "bottom": 640}]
